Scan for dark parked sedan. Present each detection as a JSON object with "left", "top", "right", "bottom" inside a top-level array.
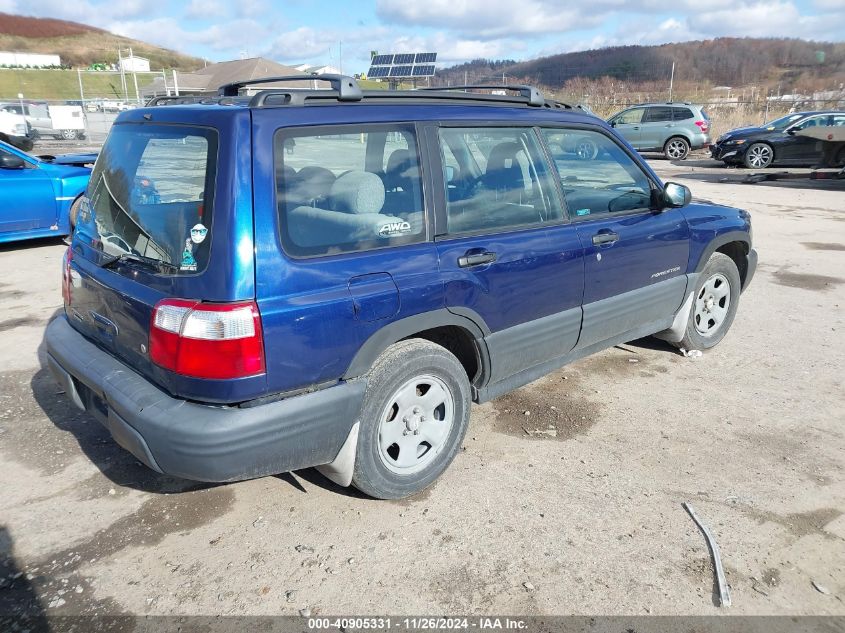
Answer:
[{"left": 711, "top": 111, "right": 845, "bottom": 168}]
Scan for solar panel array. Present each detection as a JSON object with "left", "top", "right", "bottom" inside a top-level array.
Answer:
[{"left": 366, "top": 52, "right": 437, "bottom": 79}]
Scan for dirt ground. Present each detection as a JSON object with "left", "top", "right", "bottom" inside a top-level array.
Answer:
[{"left": 1, "top": 153, "right": 843, "bottom": 621}]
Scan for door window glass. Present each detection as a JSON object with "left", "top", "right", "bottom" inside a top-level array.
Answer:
[
  {"left": 541, "top": 128, "right": 653, "bottom": 218},
  {"left": 644, "top": 107, "right": 673, "bottom": 123},
  {"left": 792, "top": 115, "right": 830, "bottom": 131},
  {"left": 614, "top": 108, "right": 645, "bottom": 125},
  {"left": 275, "top": 125, "right": 425, "bottom": 257},
  {"left": 437, "top": 127, "right": 564, "bottom": 235}
]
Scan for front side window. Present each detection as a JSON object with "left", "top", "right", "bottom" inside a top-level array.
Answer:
[
  {"left": 792, "top": 115, "right": 830, "bottom": 131},
  {"left": 79, "top": 124, "right": 217, "bottom": 273},
  {"left": 542, "top": 128, "right": 653, "bottom": 218},
  {"left": 614, "top": 108, "right": 645, "bottom": 125},
  {"left": 438, "top": 127, "right": 563, "bottom": 235},
  {"left": 275, "top": 125, "right": 425, "bottom": 257}
]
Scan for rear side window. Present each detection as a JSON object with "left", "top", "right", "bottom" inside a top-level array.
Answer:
[
  {"left": 79, "top": 124, "right": 217, "bottom": 274},
  {"left": 672, "top": 107, "right": 694, "bottom": 121},
  {"left": 275, "top": 124, "right": 425, "bottom": 257},
  {"left": 644, "top": 107, "right": 673, "bottom": 123},
  {"left": 438, "top": 127, "right": 564, "bottom": 235}
]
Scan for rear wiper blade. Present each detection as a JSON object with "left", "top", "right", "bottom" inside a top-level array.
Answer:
[{"left": 100, "top": 252, "right": 180, "bottom": 274}]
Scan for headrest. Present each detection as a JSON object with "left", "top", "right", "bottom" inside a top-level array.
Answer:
[
  {"left": 486, "top": 142, "right": 523, "bottom": 172},
  {"left": 330, "top": 171, "right": 385, "bottom": 214},
  {"left": 386, "top": 149, "right": 412, "bottom": 175}
]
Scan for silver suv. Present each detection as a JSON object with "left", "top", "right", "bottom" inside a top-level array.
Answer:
[{"left": 608, "top": 103, "right": 711, "bottom": 160}]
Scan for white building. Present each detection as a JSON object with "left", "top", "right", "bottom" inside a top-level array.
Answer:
[
  {"left": 119, "top": 55, "right": 150, "bottom": 73},
  {"left": 0, "top": 52, "right": 61, "bottom": 67},
  {"left": 294, "top": 64, "right": 341, "bottom": 75}
]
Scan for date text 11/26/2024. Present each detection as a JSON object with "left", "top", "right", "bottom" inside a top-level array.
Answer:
[{"left": 308, "top": 617, "right": 529, "bottom": 630}]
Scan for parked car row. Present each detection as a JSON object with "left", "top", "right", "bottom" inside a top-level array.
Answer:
[
  {"left": 0, "top": 101, "right": 87, "bottom": 140},
  {"left": 605, "top": 102, "right": 845, "bottom": 168}
]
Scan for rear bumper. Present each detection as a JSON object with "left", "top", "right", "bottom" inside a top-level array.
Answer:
[{"left": 45, "top": 315, "right": 365, "bottom": 482}]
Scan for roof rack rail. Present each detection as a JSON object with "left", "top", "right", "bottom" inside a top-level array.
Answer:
[
  {"left": 218, "top": 74, "right": 363, "bottom": 101},
  {"left": 146, "top": 95, "right": 244, "bottom": 107},
  {"left": 419, "top": 84, "right": 546, "bottom": 107}
]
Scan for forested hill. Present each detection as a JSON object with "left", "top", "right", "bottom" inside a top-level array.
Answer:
[{"left": 434, "top": 38, "right": 845, "bottom": 92}]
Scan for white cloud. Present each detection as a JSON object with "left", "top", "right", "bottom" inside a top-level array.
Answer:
[
  {"left": 0, "top": 0, "right": 17, "bottom": 13},
  {"left": 107, "top": 16, "right": 271, "bottom": 56},
  {"left": 184, "top": 0, "right": 228, "bottom": 20},
  {"left": 692, "top": 1, "right": 845, "bottom": 40},
  {"left": 376, "top": 0, "right": 606, "bottom": 39}
]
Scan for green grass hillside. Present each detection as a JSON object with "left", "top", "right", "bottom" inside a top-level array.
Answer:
[
  {"left": 0, "top": 68, "right": 147, "bottom": 100},
  {"left": 0, "top": 13, "right": 204, "bottom": 70}
]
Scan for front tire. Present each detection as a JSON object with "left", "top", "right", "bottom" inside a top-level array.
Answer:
[
  {"left": 60, "top": 129, "right": 79, "bottom": 140},
  {"left": 743, "top": 143, "right": 773, "bottom": 169},
  {"left": 352, "top": 339, "right": 471, "bottom": 499},
  {"left": 664, "top": 137, "right": 690, "bottom": 160},
  {"left": 673, "top": 252, "right": 741, "bottom": 352}
]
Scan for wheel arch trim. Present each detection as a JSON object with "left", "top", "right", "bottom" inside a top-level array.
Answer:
[{"left": 343, "top": 308, "right": 491, "bottom": 383}]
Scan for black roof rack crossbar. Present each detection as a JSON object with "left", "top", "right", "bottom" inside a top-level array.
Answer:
[
  {"left": 419, "top": 84, "right": 546, "bottom": 107},
  {"left": 217, "top": 74, "right": 363, "bottom": 101}
]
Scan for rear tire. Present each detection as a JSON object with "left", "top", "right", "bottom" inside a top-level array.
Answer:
[
  {"left": 352, "top": 339, "right": 471, "bottom": 500},
  {"left": 68, "top": 196, "right": 83, "bottom": 229},
  {"left": 664, "top": 137, "right": 690, "bottom": 160},
  {"left": 60, "top": 129, "right": 79, "bottom": 141},
  {"left": 672, "top": 252, "right": 741, "bottom": 352}
]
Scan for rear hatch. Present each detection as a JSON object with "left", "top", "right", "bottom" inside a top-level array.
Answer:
[{"left": 66, "top": 117, "right": 263, "bottom": 404}]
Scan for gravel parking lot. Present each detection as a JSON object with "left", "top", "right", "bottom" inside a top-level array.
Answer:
[{"left": 1, "top": 154, "right": 843, "bottom": 621}]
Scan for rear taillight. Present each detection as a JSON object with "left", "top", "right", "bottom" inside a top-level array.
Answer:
[
  {"left": 695, "top": 120, "right": 709, "bottom": 134},
  {"left": 150, "top": 299, "right": 265, "bottom": 379},
  {"left": 62, "top": 248, "right": 72, "bottom": 305}
]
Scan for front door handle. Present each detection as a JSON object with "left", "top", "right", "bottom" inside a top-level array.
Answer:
[
  {"left": 592, "top": 232, "right": 619, "bottom": 246},
  {"left": 458, "top": 251, "right": 497, "bottom": 267}
]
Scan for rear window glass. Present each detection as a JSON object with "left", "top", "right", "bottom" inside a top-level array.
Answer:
[
  {"left": 78, "top": 124, "right": 217, "bottom": 274},
  {"left": 275, "top": 124, "right": 425, "bottom": 258}
]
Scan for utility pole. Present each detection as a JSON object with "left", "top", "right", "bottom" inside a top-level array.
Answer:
[
  {"left": 339, "top": 41, "right": 342, "bottom": 75},
  {"left": 118, "top": 48, "right": 127, "bottom": 100},
  {"left": 130, "top": 46, "right": 140, "bottom": 104},
  {"left": 77, "top": 68, "right": 85, "bottom": 104},
  {"left": 668, "top": 61, "right": 675, "bottom": 102}
]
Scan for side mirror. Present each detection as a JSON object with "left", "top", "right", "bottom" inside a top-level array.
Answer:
[
  {"left": 444, "top": 165, "right": 457, "bottom": 183},
  {"left": 609, "top": 120, "right": 617, "bottom": 128},
  {"left": 663, "top": 182, "right": 691, "bottom": 208},
  {"left": 786, "top": 128, "right": 796, "bottom": 135},
  {"left": 0, "top": 154, "right": 26, "bottom": 169}
]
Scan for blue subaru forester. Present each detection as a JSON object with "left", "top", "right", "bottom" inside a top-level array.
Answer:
[{"left": 46, "top": 76, "right": 757, "bottom": 499}]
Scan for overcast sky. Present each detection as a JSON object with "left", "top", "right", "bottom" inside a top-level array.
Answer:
[{"left": 2, "top": 0, "right": 843, "bottom": 71}]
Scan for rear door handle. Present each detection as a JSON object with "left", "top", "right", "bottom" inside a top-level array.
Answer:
[
  {"left": 592, "top": 232, "right": 619, "bottom": 246},
  {"left": 458, "top": 251, "right": 497, "bottom": 267}
]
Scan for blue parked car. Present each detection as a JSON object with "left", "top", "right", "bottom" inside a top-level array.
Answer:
[
  {"left": 0, "top": 139, "right": 94, "bottom": 244},
  {"left": 46, "top": 77, "right": 757, "bottom": 499}
]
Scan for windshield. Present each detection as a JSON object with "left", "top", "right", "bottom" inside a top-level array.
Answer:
[
  {"left": 763, "top": 114, "right": 806, "bottom": 130},
  {"left": 77, "top": 123, "right": 218, "bottom": 274}
]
